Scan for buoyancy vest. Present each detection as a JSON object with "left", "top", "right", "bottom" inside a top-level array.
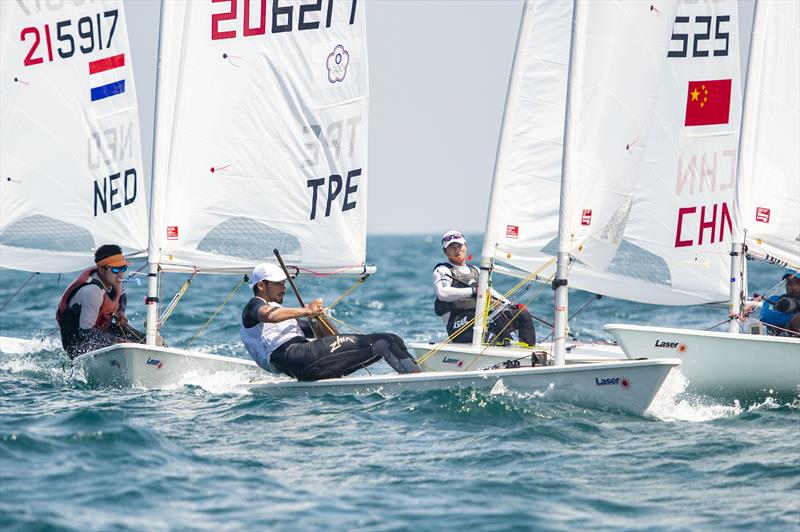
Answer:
[
  {"left": 55, "top": 268, "right": 120, "bottom": 330},
  {"left": 433, "top": 262, "right": 479, "bottom": 316}
]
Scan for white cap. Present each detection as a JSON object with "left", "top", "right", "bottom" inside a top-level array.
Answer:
[
  {"left": 441, "top": 230, "right": 467, "bottom": 249},
  {"left": 251, "top": 263, "right": 287, "bottom": 286}
]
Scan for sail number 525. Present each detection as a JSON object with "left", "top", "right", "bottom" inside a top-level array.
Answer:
[{"left": 668, "top": 15, "right": 731, "bottom": 58}]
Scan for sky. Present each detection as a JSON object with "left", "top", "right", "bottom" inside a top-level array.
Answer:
[{"left": 125, "top": 0, "right": 754, "bottom": 236}]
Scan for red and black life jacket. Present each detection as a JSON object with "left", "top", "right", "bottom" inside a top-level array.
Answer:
[{"left": 55, "top": 268, "right": 120, "bottom": 330}]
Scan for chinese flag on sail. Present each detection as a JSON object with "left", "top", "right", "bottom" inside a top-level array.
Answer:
[{"left": 684, "top": 79, "right": 732, "bottom": 126}]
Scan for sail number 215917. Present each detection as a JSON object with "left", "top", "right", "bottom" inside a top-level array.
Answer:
[
  {"left": 20, "top": 10, "right": 118, "bottom": 67},
  {"left": 211, "top": 0, "right": 358, "bottom": 40}
]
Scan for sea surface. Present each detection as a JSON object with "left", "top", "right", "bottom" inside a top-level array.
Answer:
[{"left": 1, "top": 235, "right": 798, "bottom": 531}]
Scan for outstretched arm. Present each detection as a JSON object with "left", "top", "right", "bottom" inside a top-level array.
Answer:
[{"left": 258, "top": 298, "right": 324, "bottom": 323}]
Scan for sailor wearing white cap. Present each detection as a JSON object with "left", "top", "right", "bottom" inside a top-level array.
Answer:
[{"left": 240, "top": 263, "right": 421, "bottom": 380}]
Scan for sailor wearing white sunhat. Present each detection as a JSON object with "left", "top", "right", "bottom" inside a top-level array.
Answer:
[
  {"left": 433, "top": 231, "right": 536, "bottom": 345},
  {"left": 240, "top": 263, "right": 421, "bottom": 380}
]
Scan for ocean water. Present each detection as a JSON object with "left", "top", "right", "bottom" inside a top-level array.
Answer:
[{"left": 1, "top": 235, "right": 798, "bottom": 531}]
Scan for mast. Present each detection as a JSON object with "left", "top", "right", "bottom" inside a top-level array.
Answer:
[
  {"left": 472, "top": 0, "right": 534, "bottom": 347},
  {"left": 552, "top": 0, "right": 582, "bottom": 366},
  {"left": 144, "top": 1, "right": 171, "bottom": 345},
  {"left": 728, "top": 0, "right": 760, "bottom": 335}
]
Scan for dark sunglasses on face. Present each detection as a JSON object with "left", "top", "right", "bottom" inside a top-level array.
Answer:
[
  {"left": 105, "top": 265, "right": 128, "bottom": 274},
  {"left": 442, "top": 233, "right": 464, "bottom": 244}
]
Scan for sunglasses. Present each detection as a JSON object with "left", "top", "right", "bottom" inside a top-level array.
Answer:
[
  {"left": 442, "top": 233, "right": 465, "bottom": 244},
  {"left": 105, "top": 265, "right": 128, "bottom": 274}
]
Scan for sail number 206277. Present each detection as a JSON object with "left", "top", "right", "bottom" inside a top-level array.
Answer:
[{"left": 211, "top": 0, "right": 358, "bottom": 40}]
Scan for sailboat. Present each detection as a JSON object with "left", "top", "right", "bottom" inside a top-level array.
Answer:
[
  {"left": 410, "top": 0, "right": 733, "bottom": 371},
  {"left": 0, "top": 0, "right": 261, "bottom": 385},
  {"left": 606, "top": 0, "right": 800, "bottom": 396},
  {"left": 1, "top": 0, "right": 679, "bottom": 414}
]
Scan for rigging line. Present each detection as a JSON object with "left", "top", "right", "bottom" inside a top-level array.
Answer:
[
  {"left": 325, "top": 274, "right": 370, "bottom": 311},
  {"left": 156, "top": 266, "right": 164, "bottom": 335},
  {"left": 485, "top": 283, "right": 531, "bottom": 321},
  {"left": 115, "top": 321, "right": 145, "bottom": 343},
  {"left": 186, "top": 275, "right": 248, "bottom": 347},
  {"left": 0, "top": 272, "right": 38, "bottom": 313},
  {"left": 159, "top": 269, "right": 198, "bottom": 326},
  {"left": 539, "top": 294, "right": 601, "bottom": 343},
  {"left": 704, "top": 317, "right": 733, "bottom": 331},
  {"left": 325, "top": 314, "right": 364, "bottom": 334},
  {"left": 753, "top": 319, "right": 798, "bottom": 337},
  {"left": 464, "top": 269, "right": 555, "bottom": 371},
  {"left": 485, "top": 349, "right": 550, "bottom": 370}
]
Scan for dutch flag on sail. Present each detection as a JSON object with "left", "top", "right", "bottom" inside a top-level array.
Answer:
[{"left": 88, "top": 54, "right": 126, "bottom": 102}]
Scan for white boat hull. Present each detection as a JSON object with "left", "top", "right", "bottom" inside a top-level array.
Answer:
[
  {"left": 604, "top": 324, "right": 800, "bottom": 397},
  {"left": 408, "top": 341, "right": 625, "bottom": 372},
  {"left": 240, "top": 359, "right": 680, "bottom": 415},
  {"left": 74, "top": 344, "right": 261, "bottom": 388}
]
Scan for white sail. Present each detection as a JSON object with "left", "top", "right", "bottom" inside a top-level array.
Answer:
[
  {"left": 559, "top": 0, "right": 680, "bottom": 269},
  {"left": 148, "top": 1, "right": 369, "bottom": 274},
  {"left": 0, "top": 0, "right": 147, "bottom": 273},
  {"left": 485, "top": 0, "right": 742, "bottom": 305},
  {"left": 479, "top": 0, "right": 572, "bottom": 287},
  {"left": 732, "top": 0, "right": 800, "bottom": 268},
  {"left": 621, "top": 0, "right": 743, "bottom": 303}
]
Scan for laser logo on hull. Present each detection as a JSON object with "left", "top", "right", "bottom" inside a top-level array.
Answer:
[{"left": 595, "top": 376, "right": 630, "bottom": 389}]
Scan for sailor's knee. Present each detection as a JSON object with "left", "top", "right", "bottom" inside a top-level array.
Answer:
[{"left": 384, "top": 333, "right": 404, "bottom": 344}]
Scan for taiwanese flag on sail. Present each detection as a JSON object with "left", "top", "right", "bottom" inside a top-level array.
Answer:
[{"left": 684, "top": 79, "right": 732, "bottom": 126}]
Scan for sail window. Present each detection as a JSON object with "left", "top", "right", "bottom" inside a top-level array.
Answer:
[
  {"left": 0, "top": 215, "right": 94, "bottom": 252},
  {"left": 197, "top": 217, "right": 302, "bottom": 261}
]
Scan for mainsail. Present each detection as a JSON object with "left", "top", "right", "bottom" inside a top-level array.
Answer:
[
  {"left": 147, "top": 1, "right": 370, "bottom": 274},
  {"left": 732, "top": 0, "right": 800, "bottom": 269},
  {"left": 484, "top": 0, "right": 743, "bottom": 305},
  {"left": 0, "top": 0, "right": 147, "bottom": 273},
  {"left": 475, "top": 0, "right": 679, "bottom": 349}
]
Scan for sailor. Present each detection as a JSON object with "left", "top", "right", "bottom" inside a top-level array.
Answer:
[
  {"left": 759, "top": 269, "right": 800, "bottom": 336},
  {"left": 240, "top": 263, "right": 421, "bottom": 381},
  {"left": 433, "top": 230, "right": 536, "bottom": 345},
  {"left": 56, "top": 244, "right": 145, "bottom": 358}
]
